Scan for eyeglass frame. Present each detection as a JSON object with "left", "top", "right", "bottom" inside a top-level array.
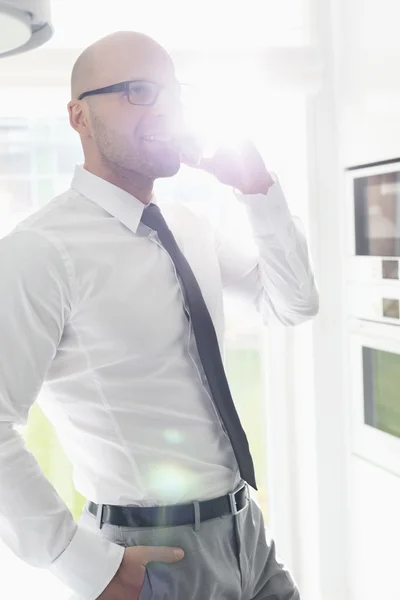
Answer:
[{"left": 77, "top": 79, "right": 189, "bottom": 107}]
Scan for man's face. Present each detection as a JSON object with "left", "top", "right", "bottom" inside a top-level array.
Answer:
[{"left": 84, "top": 47, "right": 184, "bottom": 181}]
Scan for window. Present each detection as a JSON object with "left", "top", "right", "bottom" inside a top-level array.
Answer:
[{"left": 0, "top": 117, "right": 82, "bottom": 238}]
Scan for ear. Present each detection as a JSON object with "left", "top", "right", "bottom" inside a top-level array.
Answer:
[{"left": 67, "top": 100, "right": 92, "bottom": 137}]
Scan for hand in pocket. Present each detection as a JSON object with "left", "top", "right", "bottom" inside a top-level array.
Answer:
[{"left": 96, "top": 545, "right": 184, "bottom": 600}]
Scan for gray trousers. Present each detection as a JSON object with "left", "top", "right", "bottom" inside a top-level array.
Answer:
[{"left": 79, "top": 490, "right": 300, "bottom": 600}]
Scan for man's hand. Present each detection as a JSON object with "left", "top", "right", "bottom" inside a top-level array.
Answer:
[
  {"left": 185, "top": 141, "right": 274, "bottom": 195},
  {"left": 97, "top": 545, "right": 184, "bottom": 600}
]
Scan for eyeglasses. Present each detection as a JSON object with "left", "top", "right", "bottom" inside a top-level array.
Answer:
[{"left": 78, "top": 79, "right": 194, "bottom": 107}]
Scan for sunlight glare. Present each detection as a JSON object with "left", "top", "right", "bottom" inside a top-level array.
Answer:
[{"left": 183, "top": 62, "right": 267, "bottom": 156}]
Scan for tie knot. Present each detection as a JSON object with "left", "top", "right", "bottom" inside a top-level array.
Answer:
[
  {"left": 141, "top": 202, "right": 164, "bottom": 231},
  {"left": 143, "top": 202, "right": 160, "bottom": 216},
  {"left": 144, "top": 202, "right": 159, "bottom": 212}
]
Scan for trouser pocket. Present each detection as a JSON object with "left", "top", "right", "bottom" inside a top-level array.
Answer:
[{"left": 138, "top": 570, "right": 152, "bottom": 600}]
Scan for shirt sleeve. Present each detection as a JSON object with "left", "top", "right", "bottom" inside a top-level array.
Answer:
[
  {"left": 0, "top": 229, "right": 124, "bottom": 599},
  {"left": 214, "top": 181, "right": 319, "bottom": 325}
]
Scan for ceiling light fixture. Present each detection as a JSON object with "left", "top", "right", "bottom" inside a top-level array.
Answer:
[{"left": 0, "top": 0, "right": 53, "bottom": 58}]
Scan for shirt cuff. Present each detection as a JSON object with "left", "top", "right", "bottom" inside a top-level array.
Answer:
[
  {"left": 48, "top": 524, "right": 125, "bottom": 600},
  {"left": 233, "top": 180, "right": 296, "bottom": 245}
]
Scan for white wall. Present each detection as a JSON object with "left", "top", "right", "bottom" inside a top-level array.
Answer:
[
  {"left": 328, "top": 0, "right": 400, "bottom": 598},
  {"left": 337, "top": 0, "right": 400, "bottom": 167},
  {"left": 349, "top": 457, "right": 400, "bottom": 600}
]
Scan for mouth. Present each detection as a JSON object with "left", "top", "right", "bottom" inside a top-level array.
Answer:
[{"left": 142, "top": 134, "right": 175, "bottom": 143}]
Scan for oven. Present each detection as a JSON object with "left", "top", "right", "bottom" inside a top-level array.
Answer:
[
  {"left": 348, "top": 318, "right": 400, "bottom": 476},
  {"left": 346, "top": 159, "right": 400, "bottom": 285}
]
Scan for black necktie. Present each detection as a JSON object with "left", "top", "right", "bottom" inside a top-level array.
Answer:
[{"left": 141, "top": 203, "right": 257, "bottom": 490}]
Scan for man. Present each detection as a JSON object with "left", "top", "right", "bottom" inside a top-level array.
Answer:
[{"left": 0, "top": 31, "right": 318, "bottom": 600}]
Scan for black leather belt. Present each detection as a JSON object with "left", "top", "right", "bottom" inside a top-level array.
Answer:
[{"left": 88, "top": 483, "right": 249, "bottom": 529}]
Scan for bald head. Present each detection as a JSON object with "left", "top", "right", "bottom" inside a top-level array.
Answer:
[
  {"left": 68, "top": 31, "right": 183, "bottom": 193},
  {"left": 70, "top": 31, "right": 173, "bottom": 100}
]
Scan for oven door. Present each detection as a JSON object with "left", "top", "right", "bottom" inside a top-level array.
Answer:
[
  {"left": 346, "top": 161, "right": 400, "bottom": 284},
  {"left": 349, "top": 318, "right": 400, "bottom": 476}
]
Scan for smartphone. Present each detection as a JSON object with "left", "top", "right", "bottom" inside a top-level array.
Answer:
[{"left": 179, "top": 133, "right": 204, "bottom": 166}]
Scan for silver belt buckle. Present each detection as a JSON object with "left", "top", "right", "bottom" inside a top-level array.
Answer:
[
  {"left": 228, "top": 482, "right": 249, "bottom": 516},
  {"left": 96, "top": 503, "right": 104, "bottom": 529}
]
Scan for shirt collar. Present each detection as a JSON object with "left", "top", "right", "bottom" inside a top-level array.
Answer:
[{"left": 71, "top": 165, "right": 155, "bottom": 234}]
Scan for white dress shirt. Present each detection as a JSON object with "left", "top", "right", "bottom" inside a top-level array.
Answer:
[{"left": 0, "top": 165, "right": 318, "bottom": 599}]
